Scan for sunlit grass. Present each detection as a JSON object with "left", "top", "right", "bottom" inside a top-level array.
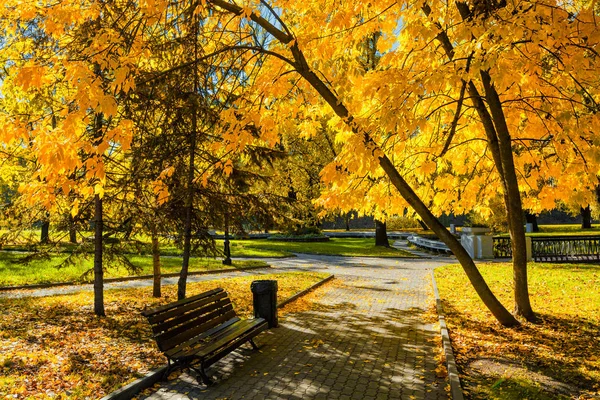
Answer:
[
  {"left": 495, "top": 224, "right": 600, "bottom": 237},
  {"left": 435, "top": 263, "right": 600, "bottom": 399},
  {"left": 0, "top": 252, "right": 266, "bottom": 287},
  {"left": 0, "top": 271, "right": 330, "bottom": 399},
  {"left": 227, "top": 238, "right": 417, "bottom": 258}
]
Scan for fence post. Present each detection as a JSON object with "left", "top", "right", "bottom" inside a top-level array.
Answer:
[{"left": 526, "top": 237, "right": 532, "bottom": 262}]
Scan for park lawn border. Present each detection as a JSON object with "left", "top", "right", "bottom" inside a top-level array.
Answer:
[
  {"left": 290, "top": 251, "right": 422, "bottom": 259},
  {"left": 100, "top": 273, "right": 335, "bottom": 400},
  {"left": 0, "top": 264, "right": 271, "bottom": 291},
  {"left": 431, "top": 270, "right": 464, "bottom": 400}
]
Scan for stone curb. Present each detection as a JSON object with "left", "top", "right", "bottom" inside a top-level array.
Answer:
[
  {"left": 100, "top": 366, "right": 168, "bottom": 400},
  {"left": 430, "top": 270, "right": 465, "bottom": 400},
  {"left": 277, "top": 274, "right": 335, "bottom": 309},
  {"left": 0, "top": 265, "right": 271, "bottom": 292},
  {"left": 100, "top": 274, "right": 335, "bottom": 400}
]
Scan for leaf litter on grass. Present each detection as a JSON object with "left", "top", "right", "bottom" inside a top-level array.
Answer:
[
  {"left": 0, "top": 271, "right": 328, "bottom": 399},
  {"left": 435, "top": 262, "right": 600, "bottom": 400}
]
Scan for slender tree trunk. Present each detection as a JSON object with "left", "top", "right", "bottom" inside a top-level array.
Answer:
[
  {"left": 288, "top": 43, "right": 518, "bottom": 325},
  {"left": 69, "top": 214, "right": 77, "bottom": 243},
  {"left": 375, "top": 219, "right": 389, "bottom": 247},
  {"left": 417, "top": 219, "right": 429, "bottom": 231},
  {"left": 378, "top": 156, "right": 518, "bottom": 325},
  {"left": 151, "top": 225, "right": 161, "bottom": 298},
  {"left": 223, "top": 211, "right": 232, "bottom": 265},
  {"left": 345, "top": 212, "right": 350, "bottom": 231},
  {"left": 581, "top": 206, "right": 592, "bottom": 229},
  {"left": 40, "top": 217, "right": 50, "bottom": 244},
  {"left": 177, "top": 14, "right": 199, "bottom": 300},
  {"left": 480, "top": 71, "right": 534, "bottom": 320},
  {"left": 94, "top": 193, "right": 105, "bottom": 316}
]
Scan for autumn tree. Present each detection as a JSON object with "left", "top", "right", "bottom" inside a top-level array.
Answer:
[{"left": 184, "top": 0, "right": 600, "bottom": 325}]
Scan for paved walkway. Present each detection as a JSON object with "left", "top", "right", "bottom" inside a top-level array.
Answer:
[{"left": 140, "top": 251, "right": 456, "bottom": 400}]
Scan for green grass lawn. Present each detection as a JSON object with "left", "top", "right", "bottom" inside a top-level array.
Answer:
[
  {"left": 494, "top": 224, "right": 600, "bottom": 237},
  {"left": 0, "top": 252, "right": 266, "bottom": 287},
  {"left": 225, "top": 238, "right": 417, "bottom": 258},
  {"left": 435, "top": 262, "right": 600, "bottom": 399},
  {"left": 0, "top": 271, "right": 331, "bottom": 399}
]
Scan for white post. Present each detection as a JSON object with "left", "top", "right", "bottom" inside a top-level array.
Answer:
[{"left": 477, "top": 235, "right": 494, "bottom": 259}]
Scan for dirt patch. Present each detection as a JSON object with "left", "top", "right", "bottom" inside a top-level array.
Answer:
[{"left": 468, "top": 358, "right": 580, "bottom": 397}]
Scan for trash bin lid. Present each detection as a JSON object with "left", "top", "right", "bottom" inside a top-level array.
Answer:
[{"left": 251, "top": 280, "right": 278, "bottom": 292}]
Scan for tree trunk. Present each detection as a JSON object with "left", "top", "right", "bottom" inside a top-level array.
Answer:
[
  {"left": 40, "top": 217, "right": 50, "bottom": 244},
  {"left": 581, "top": 206, "right": 592, "bottom": 229},
  {"left": 94, "top": 194, "right": 105, "bottom": 316},
  {"left": 525, "top": 212, "right": 539, "bottom": 232},
  {"left": 375, "top": 219, "right": 389, "bottom": 247},
  {"left": 378, "top": 156, "right": 519, "bottom": 325},
  {"left": 288, "top": 43, "right": 518, "bottom": 325},
  {"left": 151, "top": 226, "right": 161, "bottom": 298},
  {"left": 68, "top": 214, "right": 77, "bottom": 243},
  {"left": 177, "top": 16, "right": 199, "bottom": 300},
  {"left": 417, "top": 219, "right": 429, "bottom": 231},
  {"left": 223, "top": 211, "right": 232, "bottom": 265},
  {"left": 479, "top": 71, "right": 534, "bottom": 321}
]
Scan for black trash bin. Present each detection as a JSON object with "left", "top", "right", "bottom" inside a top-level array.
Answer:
[{"left": 251, "top": 280, "right": 278, "bottom": 328}]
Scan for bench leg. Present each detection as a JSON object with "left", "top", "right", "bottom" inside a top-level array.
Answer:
[
  {"left": 163, "top": 360, "right": 174, "bottom": 381},
  {"left": 249, "top": 339, "right": 259, "bottom": 350},
  {"left": 192, "top": 363, "right": 213, "bottom": 386}
]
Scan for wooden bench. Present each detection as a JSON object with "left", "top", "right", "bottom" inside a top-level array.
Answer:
[{"left": 142, "top": 288, "right": 268, "bottom": 385}]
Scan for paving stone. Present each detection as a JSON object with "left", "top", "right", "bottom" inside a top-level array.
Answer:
[{"left": 139, "top": 253, "right": 452, "bottom": 400}]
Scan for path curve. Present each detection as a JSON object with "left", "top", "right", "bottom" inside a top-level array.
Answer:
[{"left": 139, "top": 253, "right": 456, "bottom": 400}]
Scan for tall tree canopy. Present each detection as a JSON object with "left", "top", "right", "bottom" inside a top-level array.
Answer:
[{"left": 1, "top": 0, "right": 599, "bottom": 324}]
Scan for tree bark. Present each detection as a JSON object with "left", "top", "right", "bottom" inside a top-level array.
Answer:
[
  {"left": 375, "top": 219, "right": 389, "bottom": 247},
  {"left": 345, "top": 212, "right": 350, "bottom": 231},
  {"left": 480, "top": 71, "right": 534, "bottom": 320},
  {"left": 223, "top": 211, "right": 232, "bottom": 265},
  {"left": 40, "top": 217, "right": 50, "bottom": 244},
  {"left": 94, "top": 193, "right": 105, "bottom": 316},
  {"left": 581, "top": 206, "right": 592, "bottom": 229},
  {"left": 151, "top": 225, "right": 161, "bottom": 298},
  {"left": 68, "top": 214, "right": 77, "bottom": 243},
  {"left": 177, "top": 14, "right": 199, "bottom": 300}
]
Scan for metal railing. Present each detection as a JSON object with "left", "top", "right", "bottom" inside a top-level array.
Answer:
[
  {"left": 492, "top": 236, "right": 600, "bottom": 262},
  {"left": 531, "top": 236, "right": 600, "bottom": 262},
  {"left": 492, "top": 237, "right": 512, "bottom": 258},
  {"left": 407, "top": 235, "right": 451, "bottom": 253}
]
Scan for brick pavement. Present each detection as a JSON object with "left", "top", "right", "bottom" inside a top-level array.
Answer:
[{"left": 140, "top": 254, "right": 454, "bottom": 400}]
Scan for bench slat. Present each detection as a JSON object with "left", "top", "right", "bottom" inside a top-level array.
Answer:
[
  {"left": 152, "top": 297, "right": 233, "bottom": 335},
  {"left": 195, "top": 319, "right": 267, "bottom": 359},
  {"left": 142, "top": 288, "right": 223, "bottom": 317},
  {"left": 201, "top": 320, "right": 268, "bottom": 367},
  {"left": 147, "top": 292, "right": 228, "bottom": 325},
  {"left": 166, "top": 317, "right": 247, "bottom": 359},
  {"left": 160, "top": 308, "right": 236, "bottom": 352},
  {"left": 172, "top": 318, "right": 266, "bottom": 359}
]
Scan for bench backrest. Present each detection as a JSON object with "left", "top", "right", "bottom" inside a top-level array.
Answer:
[{"left": 142, "top": 288, "right": 238, "bottom": 352}]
